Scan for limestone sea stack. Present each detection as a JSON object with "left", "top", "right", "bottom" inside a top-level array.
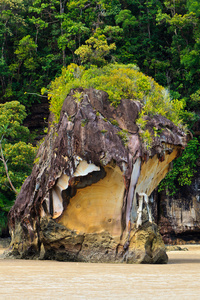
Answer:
[{"left": 7, "top": 88, "right": 187, "bottom": 263}]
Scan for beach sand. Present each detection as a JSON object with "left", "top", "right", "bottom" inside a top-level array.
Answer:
[{"left": 0, "top": 243, "right": 200, "bottom": 299}]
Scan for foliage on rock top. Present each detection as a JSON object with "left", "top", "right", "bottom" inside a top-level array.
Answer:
[{"left": 47, "top": 63, "right": 185, "bottom": 128}]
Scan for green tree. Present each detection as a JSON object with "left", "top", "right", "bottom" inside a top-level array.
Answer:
[
  {"left": 58, "top": 19, "right": 89, "bottom": 63},
  {"left": 0, "top": 0, "right": 27, "bottom": 99},
  {"left": 159, "top": 137, "right": 200, "bottom": 195},
  {"left": 75, "top": 29, "right": 116, "bottom": 66},
  {"left": 0, "top": 101, "right": 36, "bottom": 234},
  {"left": 187, "top": 0, "right": 200, "bottom": 17},
  {"left": 155, "top": 0, "right": 200, "bottom": 97},
  {"left": 10, "top": 35, "right": 38, "bottom": 79}
]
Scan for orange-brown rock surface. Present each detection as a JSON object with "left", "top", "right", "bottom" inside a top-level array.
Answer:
[{"left": 7, "top": 88, "right": 187, "bottom": 263}]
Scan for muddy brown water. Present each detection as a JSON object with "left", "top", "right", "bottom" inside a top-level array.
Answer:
[{"left": 0, "top": 247, "right": 200, "bottom": 299}]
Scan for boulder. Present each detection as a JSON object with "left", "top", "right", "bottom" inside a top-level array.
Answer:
[{"left": 7, "top": 88, "right": 187, "bottom": 263}]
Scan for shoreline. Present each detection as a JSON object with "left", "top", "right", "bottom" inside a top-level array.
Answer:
[
  {"left": 166, "top": 244, "right": 200, "bottom": 252},
  {"left": 1, "top": 242, "right": 200, "bottom": 260},
  {"left": 0, "top": 246, "right": 200, "bottom": 299},
  {"left": 0, "top": 242, "right": 200, "bottom": 299}
]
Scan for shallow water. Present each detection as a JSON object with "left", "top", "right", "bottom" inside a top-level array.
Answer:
[{"left": 0, "top": 250, "right": 200, "bottom": 300}]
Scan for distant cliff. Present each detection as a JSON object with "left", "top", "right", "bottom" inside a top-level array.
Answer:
[{"left": 156, "top": 158, "right": 200, "bottom": 244}]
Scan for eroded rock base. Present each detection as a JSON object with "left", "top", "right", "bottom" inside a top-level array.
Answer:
[
  {"left": 5, "top": 217, "right": 167, "bottom": 264},
  {"left": 126, "top": 222, "right": 168, "bottom": 264}
]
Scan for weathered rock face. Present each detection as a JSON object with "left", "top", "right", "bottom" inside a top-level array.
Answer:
[
  {"left": 154, "top": 116, "right": 200, "bottom": 244},
  {"left": 157, "top": 165, "right": 200, "bottom": 244},
  {"left": 23, "top": 98, "right": 49, "bottom": 131},
  {"left": 7, "top": 88, "right": 186, "bottom": 263}
]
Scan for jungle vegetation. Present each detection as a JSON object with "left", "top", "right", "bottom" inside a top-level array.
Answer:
[{"left": 0, "top": 0, "right": 200, "bottom": 234}]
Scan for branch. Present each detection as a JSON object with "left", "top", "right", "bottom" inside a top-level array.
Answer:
[
  {"left": 25, "top": 92, "right": 48, "bottom": 98},
  {"left": 0, "top": 142, "right": 18, "bottom": 195}
]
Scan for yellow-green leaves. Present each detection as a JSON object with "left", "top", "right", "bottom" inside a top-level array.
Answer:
[
  {"left": 11, "top": 35, "right": 38, "bottom": 72},
  {"left": 117, "top": 129, "right": 130, "bottom": 146},
  {"left": 48, "top": 63, "right": 185, "bottom": 132},
  {"left": 4, "top": 141, "right": 36, "bottom": 170},
  {"left": 47, "top": 64, "right": 85, "bottom": 122},
  {"left": 75, "top": 29, "right": 116, "bottom": 67},
  {"left": 0, "top": 101, "right": 29, "bottom": 140},
  {"left": 73, "top": 91, "right": 83, "bottom": 103}
]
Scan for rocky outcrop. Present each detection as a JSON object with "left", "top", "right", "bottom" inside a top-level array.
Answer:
[
  {"left": 157, "top": 165, "right": 200, "bottom": 244},
  {"left": 7, "top": 88, "right": 187, "bottom": 263},
  {"left": 23, "top": 98, "right": 49, "bottom": 131},
  {"left": 155, "top": 116, "right": 200, "bottom": 245}
]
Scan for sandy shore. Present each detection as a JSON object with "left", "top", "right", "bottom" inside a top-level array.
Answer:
[
  {"left": 1, "top": 243, "right": 200, "bottom": 257},
  {"left": 0, "top": 244, "right": 200, "bottom": 299}
]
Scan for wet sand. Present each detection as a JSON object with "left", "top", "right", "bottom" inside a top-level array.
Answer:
[{"left": 0, "top": 246, "right": 200, "bottom": 299}]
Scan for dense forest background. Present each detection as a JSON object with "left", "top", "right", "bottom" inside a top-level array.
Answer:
[{"left": 0, "top": 0, "right": 200, "bottom": 234}]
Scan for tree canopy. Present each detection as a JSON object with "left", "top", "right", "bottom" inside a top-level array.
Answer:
[{"left": 0, "top": 0, "right": 200, "bottom": 109}]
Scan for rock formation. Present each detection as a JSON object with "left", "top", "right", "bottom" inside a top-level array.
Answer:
[
  {"left": 23, "top": 97, "right": 49, "bottom": 131},
  {"left": 157, "top": 166, "right": 200, "bottom": 244},
  {"left": 7, "top": 88, "right": 187, "bottom": 263},
  {"left": 154, "top": 117, "right": 200, "bottom": 244}
]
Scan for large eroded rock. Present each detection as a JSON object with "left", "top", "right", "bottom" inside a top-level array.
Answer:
[{"left": 7, "top": 88, "right": 187, "bottom": 263}]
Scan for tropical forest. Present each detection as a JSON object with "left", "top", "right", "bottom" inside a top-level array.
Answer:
[{"left": 0, "top": 0, "right": 200, "bottom": 236}]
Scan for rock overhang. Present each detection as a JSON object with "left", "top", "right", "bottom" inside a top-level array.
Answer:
[{"left": 7, "top": 87, "right": 187, "bottom": 263}]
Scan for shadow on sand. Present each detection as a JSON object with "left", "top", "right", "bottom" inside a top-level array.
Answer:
[{"left": 169, "top": 258, "right": 200, "bottom": 264}]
